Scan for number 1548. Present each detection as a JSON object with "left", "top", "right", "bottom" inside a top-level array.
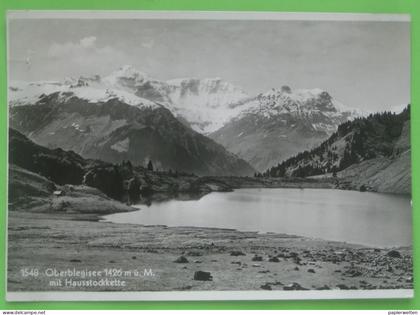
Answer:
[{"left": 20, "top": 268, "right": 39, "bottom": 277}]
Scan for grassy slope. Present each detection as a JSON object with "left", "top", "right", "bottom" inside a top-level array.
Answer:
[{"left": 9, "top": 164, "right": 135, "bottom": 216}]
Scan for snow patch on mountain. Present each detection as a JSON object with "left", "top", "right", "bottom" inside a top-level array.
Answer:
[
  {"left": 9, "top": 81, "right": 64, "bottom": 106},
  {"left": 164, "top": 78, "right": 250, "bottom": 133},
  {"left": 111, "top": 137, "right": 130, "bottom": 153}
]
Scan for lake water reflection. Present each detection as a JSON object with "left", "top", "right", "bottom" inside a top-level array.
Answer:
[{"left": 103, "top": 188, "right": 412, "bottom": 247}]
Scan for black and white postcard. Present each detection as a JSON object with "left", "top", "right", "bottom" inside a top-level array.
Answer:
[{"left": 6, "top": 11, "right": 412, "bottom": 301}]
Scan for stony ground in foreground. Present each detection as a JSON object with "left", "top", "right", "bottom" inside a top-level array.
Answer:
[{"left": 8, "top": 211, "right": 413, "bottom": 292}]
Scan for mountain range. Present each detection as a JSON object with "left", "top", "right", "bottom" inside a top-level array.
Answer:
[{"left": 9, "top": 65, "right": 366, "bottom": 174}]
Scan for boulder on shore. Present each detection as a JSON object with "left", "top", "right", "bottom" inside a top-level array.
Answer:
[
  {"left": 174, "top": 256, "right": 189, "bottom": 263},
  {"left": 386, "top": 250, "right": 402, "bottom": 259},
  {"left": 193, "top": 271, "right": 213, "bottom": 281}
]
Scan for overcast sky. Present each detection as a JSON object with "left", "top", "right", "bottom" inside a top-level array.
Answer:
[{"left": 8, "top": 18, "right": 410, "bottom": 112}]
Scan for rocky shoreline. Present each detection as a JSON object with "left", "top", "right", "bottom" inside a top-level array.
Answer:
[{"left": 8, "top": 200, "right": 413, "bottom": 292}]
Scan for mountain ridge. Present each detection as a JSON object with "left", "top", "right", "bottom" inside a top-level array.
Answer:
[
  {"left": 209, "top": 86, "right": 364, "bottom": 171},
  {"left": 9, "top": 65, "right": 365, "bottom": 135},
  {"left": 260, "top": 106, "right": 411, "bottom": 194}
]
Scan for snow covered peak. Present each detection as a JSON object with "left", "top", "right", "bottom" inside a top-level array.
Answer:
[
  {"left": 229, "top": 86, "right": 367, "bottom": 135},
  {"left": 8, "top": 80, "right": 159, "bottom": 109},
  {"left": 8, "top": 65, "right": 164, "bottom": 109},
  {"left": 248, "top": 86, "right": 363, "bottom": 117},
  {"left": 102, "top": 65, "right": 149, "bottom": 88}
]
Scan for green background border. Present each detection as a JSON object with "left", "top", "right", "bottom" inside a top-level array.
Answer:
[{"left": 0, "top": 0, "right": 418, "bottom": 310}]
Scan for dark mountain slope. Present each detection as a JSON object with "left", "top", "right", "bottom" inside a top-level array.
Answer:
[
  {"left": 10, "top": 94, "right": 254, "bottom": 176},
  {"left": 261, "top": 107, "right": 411, "bottom": 194},
  {"left": 9, "top": 128, "right": 235, "bottom": 203},
  {"left": 9, "top": 127, "right": 87, "bottom": 185}
]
